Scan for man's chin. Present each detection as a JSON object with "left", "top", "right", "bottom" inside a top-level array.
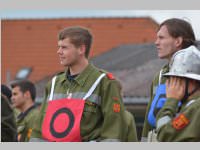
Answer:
[
  {"left": 60, "top": 62, "right": 67, "bottom": 66},
  {"left": 158, "top": 54, "right": 167, "bottom": 59},
  {"left": 60, "top": 62, "right": 72, "bottom": 67},
  {"left": 11, "top": 104, "right": 17, "bottom": 108}
]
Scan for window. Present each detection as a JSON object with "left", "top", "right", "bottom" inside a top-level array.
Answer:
[{"left": 15, "top": 67, "right": 32, "bottom": 80}]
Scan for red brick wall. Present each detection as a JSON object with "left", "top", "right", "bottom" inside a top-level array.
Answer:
[{"left": 2, "top": 17, "right": 158, "bottom": 83}]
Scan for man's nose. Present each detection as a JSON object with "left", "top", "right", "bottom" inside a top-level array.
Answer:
[
  {"left": 155, "top": 39, "right": 159, "bottom": 46},
  {"left": 57, "top": 48, "right": 61, "bottom": 54},
  {"left": 57, "top": 47, "right": 63, "bottom": 54}
]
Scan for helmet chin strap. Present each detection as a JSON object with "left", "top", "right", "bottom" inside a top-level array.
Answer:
[{"left": 182, "top": 79, "right": 200, "bottom": 102}]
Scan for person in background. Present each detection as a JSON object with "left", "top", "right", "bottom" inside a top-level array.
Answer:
[
  {"left": 141, "top": 18, "right": 197, "bottom": 142},
  {"left": 1, "top": 84, "right": 17, "bottom": 142},
  {"left": 11, "top": 80, "right": 39, "bottom": 142},
  {"left": 156, "top": 45, "right": 200, "bottom": 141}
]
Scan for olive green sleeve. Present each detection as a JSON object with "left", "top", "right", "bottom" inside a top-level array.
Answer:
[
  {"left": 30, "top": 82, "right": 51, "bottom": 140},
  {"left": 126, "top": 111, "right": 138, "bottom": 142},
  {"left": 141, "top": 71, "right": 162, "bottom": 141},
  {"left": 156, "top": 98, "right": 179, "bottom": 119},
  {"left": 141, "top": 82, "right": 154, "bottom": 141},
  {"left": 99, "top": 79, "right": 127, "bottom": 142},
  {"left": 156, "top": 98, "right": 200, "bottom": 141}
]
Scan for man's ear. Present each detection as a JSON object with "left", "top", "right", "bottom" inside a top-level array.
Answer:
[
  {"left": 175, "top": 37, "right": 183, "bottom": 48},
  {"left": 24, "top": 91, "right": 31, "bottom": 99},
  {"left": 79, "top": 45, "right": 86, "bottom": 56}
]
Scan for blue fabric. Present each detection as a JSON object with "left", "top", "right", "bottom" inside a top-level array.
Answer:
[
  {"left": 148, "top": 84, "right": 166, "bottom": 127},
  {"left": 147, "top": 84, "right": 181, "bottom": 127}
]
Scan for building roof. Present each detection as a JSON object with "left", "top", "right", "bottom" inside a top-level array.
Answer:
[
  {"left": 91, "top": 43, "right": 167, "bottom": 97},
  {"left": 91, "top": 43, "right": 159, "bottom": 70}
]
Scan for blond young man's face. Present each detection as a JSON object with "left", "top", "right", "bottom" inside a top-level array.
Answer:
[{"left": 57, "top": 38, "right": 81, "bottom": 67}]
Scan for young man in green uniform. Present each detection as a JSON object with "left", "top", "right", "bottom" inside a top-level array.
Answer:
[
  {"left": 30, "top": 26, "right": 127, "bottom": 142},
  {"left": 11, "top": 80, "right": 39, "bottom": 142},
  {"left": 156, "top": 46, "right": 200, "bottom": 141},
  {"left": 141, "top": 18, "right": 197, "bottom": 141}
]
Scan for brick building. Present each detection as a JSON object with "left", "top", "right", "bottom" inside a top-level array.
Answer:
[{"left": 2, "top": 17, "right": 158, "bottom": 84}]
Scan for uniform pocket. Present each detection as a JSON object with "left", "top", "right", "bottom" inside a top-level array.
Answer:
[{"left": 84, "top": 101, "right": 97, "bottom": 113}]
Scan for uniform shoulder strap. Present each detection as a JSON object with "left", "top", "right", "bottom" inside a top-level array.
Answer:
[
  {"left": 49, "top": 76, "right": 57, "bottom": 101},
  {"left": 83, "top": 73, "right": 106, "bottom": 100}
]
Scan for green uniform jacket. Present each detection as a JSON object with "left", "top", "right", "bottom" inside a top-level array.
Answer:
[
  {"left": 17, "top": 104, "right": 39, "bottom": 142},
  {"left": 156, "top": 94, "right": 200, "bottom": 141},
  {"left": 31, "top": 63, "right": 127, "bottom": 142},
  {"left": 141, "top": 64, "right": 169, "bottom": 141},
  {"left": 1, "top": 94, "right": 17, "bottom": 142},
  {"left": 124, "top": 111, "right": 138, "bottom": 142}
]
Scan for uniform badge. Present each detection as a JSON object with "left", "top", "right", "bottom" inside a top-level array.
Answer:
[
  {"left": 172, "top": 113, "right": 189, "bottom": 130},
  {"left": 85, "top": 101, "right": 96, "bottom": 106},
  {"left": 27, "top": 128, "right": 33, "bottom": 139},
  {"left": 107, "top": 73, "right": 115, "bottom": 80},
  {"left": 112, "top": 96, "right": 119, "bottom": 101},
  {"left": 113, "top": 103, "right": 120, "bottom": 113}
]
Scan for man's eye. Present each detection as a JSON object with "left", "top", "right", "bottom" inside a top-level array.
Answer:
[{"left": 59, "top": 46, "right": 67, "bottom": 49}]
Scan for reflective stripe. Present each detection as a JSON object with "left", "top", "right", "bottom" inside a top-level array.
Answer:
[
  {"left": 83, "top": 73, "right": 106, "bottom": 100},
  {"left": 49, "top": 76, "right": 57, "bottom": 101},
  {"left": 156, "top": 115, "right": 171, "bottom": 130},
  {"left": 85, "top": 94, "right": 101, "bottom": 105},
  {"left": 73, "top": 92, "right": 101, "bottom": 105},
  {"left": 186, "top": 99, "right": 195, "bottom": 108},
  {"left": 47, "top": 93, "right": 67, "bottom": 100},
  {"left": 47, "top": 92, "right": 101, "bottom": 105},
  {"left": 48, "top": 73, "right": 105, "bottom": 103}
]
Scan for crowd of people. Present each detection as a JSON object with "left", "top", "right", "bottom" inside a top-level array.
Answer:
[{"left": 1, "top": 18, "right": 200, "bottom": 142}]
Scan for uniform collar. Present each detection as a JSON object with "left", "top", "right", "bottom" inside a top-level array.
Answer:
[
  {"left": 180, "top": 91, "right": 200, "bottom": 108},
  {"left": 159, "top": 63, "right": 170, "bottom": 84},
  {"left": 60, "top": 63, "right": 96, "bottom": 87},
  {"left": 162, "top": 63, "right": 170, "bottom": 74},
  {"left": 66, "top": 70, "right": 79, "bottom": 82},
  {"left": 74, "top": 63, "right": 96, "bottom": 86},
  {"left": 17, "top": 104, "right": 37, "bottom": 120}
]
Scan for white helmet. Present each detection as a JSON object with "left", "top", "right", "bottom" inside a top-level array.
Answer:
[{"left": 163, "top": 45, "right": 200, "bottom": 81}]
